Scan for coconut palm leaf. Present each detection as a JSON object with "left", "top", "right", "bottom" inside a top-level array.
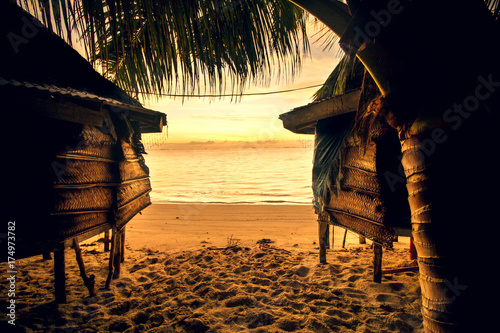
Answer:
[
  {"left": 312, "top": 53, "right": 364, "bottom": 101},
  {"left": 17, "top": 0, "right": 310, "bottom": 100}
]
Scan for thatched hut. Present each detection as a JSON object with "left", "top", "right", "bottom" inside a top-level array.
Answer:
[
  {"left": 279, "top": 75, "right": 412, "bottom": 282},
  {"left": 1, "top": 3, "right": 166, "bottom": 302}
]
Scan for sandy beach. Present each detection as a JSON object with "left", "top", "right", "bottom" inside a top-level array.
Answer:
[{"left": 1, "top": 204, "right": 422, "bottom": 332}]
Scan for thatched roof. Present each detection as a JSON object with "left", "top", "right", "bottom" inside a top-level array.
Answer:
[
  {"left": 0, "top": 2, "right": 165, "bottom": 133},
  {"left": 279, "top": 89, "right": 360, "bottom": 134}
]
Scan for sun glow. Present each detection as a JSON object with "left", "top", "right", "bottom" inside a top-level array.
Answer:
[{"left": 141, "top": 27, "right": 342, "bottom": 146}]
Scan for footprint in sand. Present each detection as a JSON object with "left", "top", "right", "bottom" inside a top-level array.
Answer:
[
  {"left": 347, "top": 274, "right": 362, "bottom": 283},
  {"left": 376, "top": 293, "right": 403, "bottom": 306},
  {"left": 225, "top": 295, "right": 254, "bottom": 307},
  {"left": 129, "top": 263, "right": 147, "bottom": 273},
  {"left": 108, "top": 301, "right": 131, "bottom": 316},
  {"left": 388, "top": 282, "right": 405, "bottom": 292},
  {"left": 276, "top": 318, "right": 300, "bottom": 332},
  {"left": 132, "top": 310, "right": 149, "bottom": 325},
  {"left": 293, "top": 265, "right": 310, "bottom": 277},
  {"left": 326, "top": 308, "right": 354, "bottom": 320},
  {"left": 246, "top": 311, "right": 275, "bottom": 329},
  {"left": 136, "top": 276, "right": 149, "bottom": 283}
]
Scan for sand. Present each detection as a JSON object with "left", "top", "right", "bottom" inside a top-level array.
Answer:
[{"left": 1, "top": 204, "right": 423, "bottom": 332}]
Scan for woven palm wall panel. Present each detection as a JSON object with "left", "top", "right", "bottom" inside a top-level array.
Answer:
[{"left": 314, "top": 116, "right": 410, "bottom": 248}]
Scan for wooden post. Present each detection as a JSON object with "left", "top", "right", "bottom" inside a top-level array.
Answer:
[
  {"left": 120, "top": 227, "right": 126, "bottom": 263},
  {"left": 113, "top": 228, "right": 122, "bottom": 279},
  {"left": 373, "top": 243, "right": 383, "bottom": 283},
  {"left": 359, "top": 235, "right": 366, "bottom": 244},
  {"left": 330, "top": 225, "right": 335, "bottom": 250},
  {"left": 319, "top": 222, "right": 328, "bottom": 263},
  {"left": 342, "top": 229, "right": 348, "bottom": 248},
  {"left": 73, "top": 239, "right": 96, "bottom": 297},
  {"left": 104, "top": 230, "right": 110, "bottom": 252},
  {"left": 105, "top": 227, "right": 116, "bottom": 289},
  {"left": 54, "top": 244, "right": 66, "bottom": 303},
  {"left": 409, "top": 236, "right": 417, "bottom": 260},
  {"left": 325, "top": 224, "right": 330, "bottom": 249}
]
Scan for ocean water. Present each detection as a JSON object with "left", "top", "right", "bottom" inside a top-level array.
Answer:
[{"left": 143, "top": 146, "right": 314, "bottom": 204}]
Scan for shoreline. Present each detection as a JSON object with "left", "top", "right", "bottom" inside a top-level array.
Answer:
[
  {"left": 122, "top": 203, "right": 323, "bottom": 253},
  {"left": 110, "top": 203, "right": 410, "bottom": 254},
  {"left": 149, "top": 201, "right": 314, "bottom": 206}
]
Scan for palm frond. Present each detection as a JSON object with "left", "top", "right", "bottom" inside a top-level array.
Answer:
[
  {"left": 310, "top": 19, "right": 340, "bottom": 52},
  {"left": 17, "top": 0, "right": 310, "bottom": 100},
  {"left": 312, "top": 53, "right": 364, "bottom": 101},
  {"left": 484, "top": 0, "right": 500, "bottom": 20}
]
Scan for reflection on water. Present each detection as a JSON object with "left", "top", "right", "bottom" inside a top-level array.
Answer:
[{"left": 143, "top": 146, "right": 314, "bottom": 204}]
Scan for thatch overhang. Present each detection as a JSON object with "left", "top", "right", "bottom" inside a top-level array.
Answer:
[
  {"left": 279, "top": 89, "right": 361, "bottom": 134},
  {"left": 0, "top": 78, "right": 166, "bottom": 133},
  {"left": 0, "top": 2, "right": 166, "bottom": 134}
]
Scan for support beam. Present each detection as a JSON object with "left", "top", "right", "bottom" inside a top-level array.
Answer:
[
  {"left": 113, "top": 228, "right": 125, "bottom": 279},
  {"left": 331, "top": 225, "right": 335, "bottom": 250},
  {"left": 373, "top": 243, "right": 383, "bottom": 283},
  {"left": 105, "top": 227, "right": 116, "bottom": 289},
  {"left": 120, "top": 227, "right": 126, "bottom": 263},
  {"left": 104, "top": 231, "right": 110, "bottom": 252},
  {"left": 54, "top": 244, "right": 66, "bottom": 303},
  {"left": 325, "top": 224, "right": 330, "bottom": 249},
  {"left": 342, "top": 228, "right": 348, "bottom": 248},
  {"left": 319, "top": 222, "right": 329, "bottom": 263}
]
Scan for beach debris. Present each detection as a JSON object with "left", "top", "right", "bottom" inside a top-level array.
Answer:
[
  {"left": 227, "top": 235, "right": 241, "bottom": 247},
  {"left": 256, "top": 238, "right": 274, "bottom": 244}
]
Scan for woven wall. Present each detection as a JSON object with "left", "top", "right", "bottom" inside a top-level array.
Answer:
[
  {"left": 316, "top": 118, "right": 410, "bottom": 248},
  {"left": 9, "top": 117, "right": 152, "bottom": 259}
]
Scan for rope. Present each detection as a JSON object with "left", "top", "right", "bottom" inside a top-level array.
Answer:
[{"left": 127, "top": 83, "right": 324, "bottom": 98}]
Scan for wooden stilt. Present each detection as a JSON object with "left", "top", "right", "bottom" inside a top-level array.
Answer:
[
  {"left": 373, "top": 243, "right": 383, "bottom": 283},
  {"left": 73, "top": 239, "right": 96, "bottom": 297},
  {"left": 104, "top": 230, "right": 110, "bottom": 252},
  {"left": 105, "top": 227, "right": 116, "bottom": 289},
  {"left": 120, "top": 227, "right": 126, "bottom": 263},
  {"left": 54, "top": 244, "right": 66, "bottom": 303},
  {"left": 359, "top": 235, "right": 366, "bottom": 244},
  {"left": 319, "top": 222, "right": 328, "bottom": 263},
  {"left": 325, "top": 224, "right": 330, "bottom": 249},
  {"left": 342, "top": 229, "right": 348, "bottom": 248},
  {"left": 331, "top": 225, "right": 335, "bottom": 250},
  {"left": 113, "top": 228, "right": 122, "bottom": 279}
]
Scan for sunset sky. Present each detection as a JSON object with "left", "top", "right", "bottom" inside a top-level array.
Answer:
[{"left": 141, "top": 29, "right": 342, "bottom": 145}]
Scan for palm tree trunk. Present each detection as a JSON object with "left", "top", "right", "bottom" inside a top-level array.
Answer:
[{"left": 398, "top": 100, "right": 500, "bottom": 332}]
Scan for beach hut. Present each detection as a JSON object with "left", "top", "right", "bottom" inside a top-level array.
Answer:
[
  {"left": 1, "top": 3, "right": 166, "bottom": 302},
  {"left": 279, "top": 73, "right": 413, "bottom": 282}
]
